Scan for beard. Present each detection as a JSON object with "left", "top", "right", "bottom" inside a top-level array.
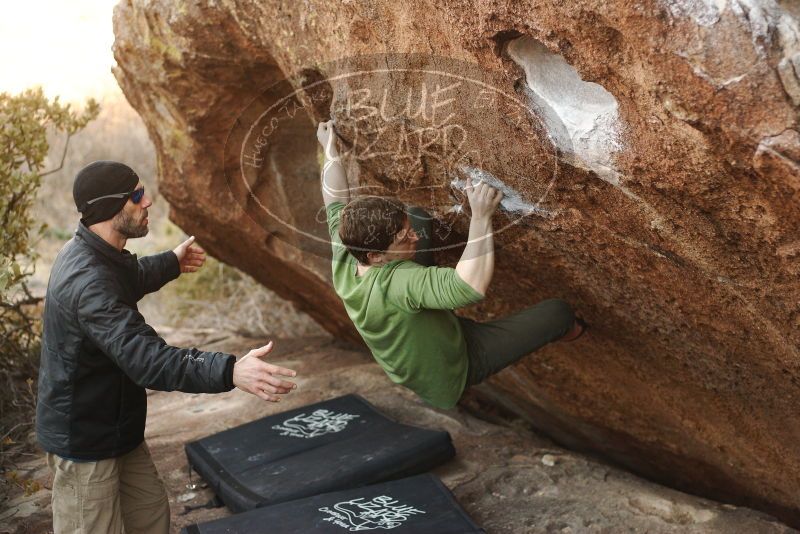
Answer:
[{"left": 112, "top": 208, "right": 148, "bottom": 238}]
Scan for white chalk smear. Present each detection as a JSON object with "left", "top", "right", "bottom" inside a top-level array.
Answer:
[
  {"left": 661, "top": 0, "right": 729, "bottom": 26},
  {"left": 453, "top": 165, "right": 555, "bottom": 218},
  {"left": 507, "top": 36, "right": 622, "bottom": 186},
  {"left": 660, "top": 0, "right": 796, "bottom": 58}
]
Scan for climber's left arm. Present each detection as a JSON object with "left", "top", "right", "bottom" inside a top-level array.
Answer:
[{"left": 317, "top": 120, "right": 350, "bottom": 207}]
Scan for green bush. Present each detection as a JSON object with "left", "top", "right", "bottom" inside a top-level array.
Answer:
[
  {"left": 0, "top": 88, "right": 97, "bottom": 455},
  {"left": 0, "top": 88, "right": 98, "bottom": 360}
]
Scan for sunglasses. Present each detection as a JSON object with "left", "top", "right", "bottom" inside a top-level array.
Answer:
[{"left": 81, "top": 187, "right": 145, "bottom": 211}]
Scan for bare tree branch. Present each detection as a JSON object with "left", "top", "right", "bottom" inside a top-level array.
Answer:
[{"left": 40, "top": 132, "right": 74, "bottom": 177}]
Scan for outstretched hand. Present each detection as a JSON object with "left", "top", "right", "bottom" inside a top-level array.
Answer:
[
  {"left": 233, "top": 341, "right": 298, "bottom": 402},
  {"left": 173, "top": 236, "right": 206, "bottom": 274}
]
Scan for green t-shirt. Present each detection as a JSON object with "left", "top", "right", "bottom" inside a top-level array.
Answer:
[{"left": 327, "top": 202, "right": 484, "bottom": 408}]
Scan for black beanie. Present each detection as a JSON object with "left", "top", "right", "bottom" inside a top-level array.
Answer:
[{"left": 73, "top": 161, "right": 140, "bottom": 226}]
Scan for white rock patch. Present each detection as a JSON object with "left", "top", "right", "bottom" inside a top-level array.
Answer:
[
  {"left": 662, "top": 0, "right": 729, "bottom": 26},
  {"left": 660, "top": 0, "right": 798, "bottom": 58},
  {"left": 507, "top": 36, "right": 623, "bottom": 186}
]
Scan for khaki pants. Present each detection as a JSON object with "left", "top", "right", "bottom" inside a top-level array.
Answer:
[{"left": 46, "top": 442, "right": 170, "bottom": 534}]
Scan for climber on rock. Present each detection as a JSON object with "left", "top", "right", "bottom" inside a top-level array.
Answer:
[{"left": 317, "top": 120, "right": 586, "bottom": 409}]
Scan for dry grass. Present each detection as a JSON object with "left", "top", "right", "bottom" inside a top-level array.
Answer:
[{"left": 135, "top": 217, "right": 324, "bottom": 338}]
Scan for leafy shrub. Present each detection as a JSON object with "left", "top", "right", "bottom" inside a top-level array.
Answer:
[{"left": 0, "top": 88, "right": 98, "bottom": 459}]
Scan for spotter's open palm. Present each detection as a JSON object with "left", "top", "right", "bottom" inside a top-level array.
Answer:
[{"left": 173, "top": 236, "right": 207, "bottom": 274}]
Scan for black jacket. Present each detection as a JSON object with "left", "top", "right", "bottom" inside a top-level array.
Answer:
[{"left": 36, "top": 223, "right": 235, "bottom": 460}]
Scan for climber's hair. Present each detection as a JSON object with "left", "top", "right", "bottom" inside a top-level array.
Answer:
[{"left": 339, "top": 196, "right": 407, "bottom": 265}]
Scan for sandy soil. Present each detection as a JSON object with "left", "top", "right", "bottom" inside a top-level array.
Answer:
[{"left": 2, "top": 330, "right": 795, "bottom": 533}]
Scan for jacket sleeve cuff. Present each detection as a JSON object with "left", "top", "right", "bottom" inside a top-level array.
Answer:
[
  {"left": 165, "top": 251, "right": 181, "bottom": 282},
  {"left": 224, "top": 355, "right": 236, "bottom": 390}
]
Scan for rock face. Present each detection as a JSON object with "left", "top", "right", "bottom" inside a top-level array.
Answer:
[{"left": 112, "top": 0, "right": 800, "bottom": 525}]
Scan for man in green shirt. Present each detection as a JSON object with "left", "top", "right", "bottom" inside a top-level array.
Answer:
[{"left": 318, "top": 120, "right": 585, "bottom": 409}]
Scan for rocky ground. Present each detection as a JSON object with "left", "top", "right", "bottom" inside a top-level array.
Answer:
[{"left": 2, "top": 330, "right": 795, "bottom": 533}]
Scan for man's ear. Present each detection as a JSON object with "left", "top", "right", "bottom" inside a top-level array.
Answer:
[{"left": 365, "top": 251, "right": 384, "bottom": 265}]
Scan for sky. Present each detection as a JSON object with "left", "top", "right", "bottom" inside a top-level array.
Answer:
[{"left": 0, "top": 0, "right": 121, "bottom": 103}]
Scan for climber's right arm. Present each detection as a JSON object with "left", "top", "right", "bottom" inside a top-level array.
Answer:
[
  {"left": 317, "top": 120, "right": 350, "bottom": 207},
  {"left": 455, "top": 177, "right": 503, "bottom": 296}
]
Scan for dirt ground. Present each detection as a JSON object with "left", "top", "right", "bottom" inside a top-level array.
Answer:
[{"left": 2, "top": 330, "right": 795, "bottom": 533}]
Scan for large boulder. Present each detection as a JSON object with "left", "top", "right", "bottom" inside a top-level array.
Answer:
[{"left": 112, "top": 0, "right": 800, "bottom": 525}]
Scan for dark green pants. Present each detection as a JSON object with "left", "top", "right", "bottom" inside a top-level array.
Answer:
[
  {"left": 458, "top": 299, "right": 574, "bottom": 386},
  {"left": 408, "top": 207, "right": 575, "bottom": 388}
]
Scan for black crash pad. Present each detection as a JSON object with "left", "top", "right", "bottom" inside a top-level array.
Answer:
[
  {"left": 185, "top": 394, "right": 455, "bottom": 513},
  {"left": 181, "top": 473, "right": 484, "bottom": 533}
]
